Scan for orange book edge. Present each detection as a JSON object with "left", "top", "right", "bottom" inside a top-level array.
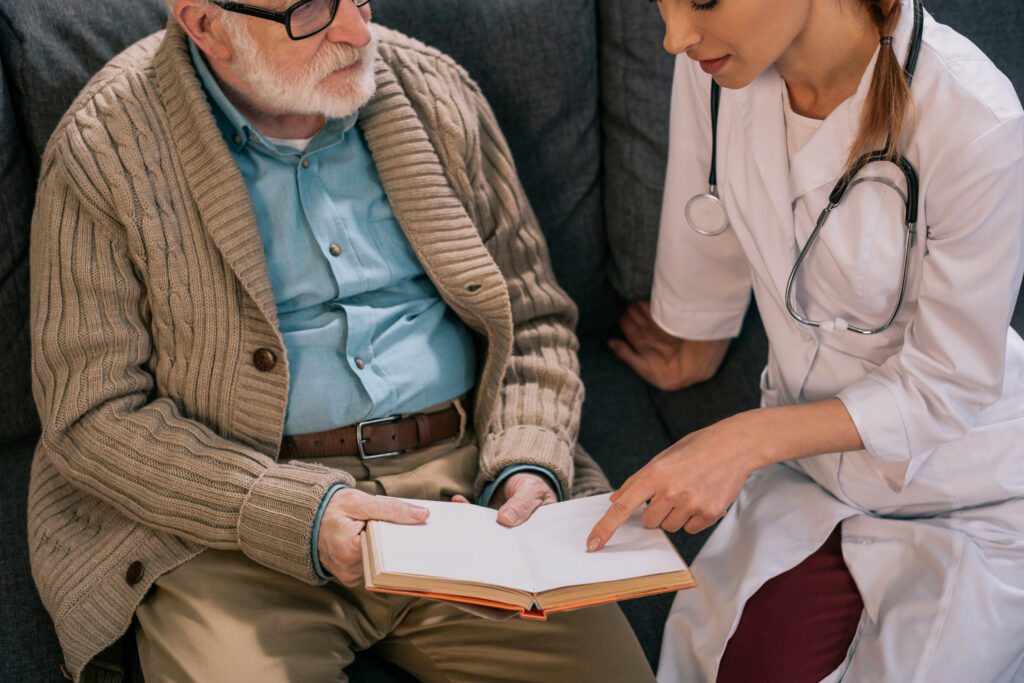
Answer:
[{"left": 364, "top": 582, "right": 698, "bottom": 620}]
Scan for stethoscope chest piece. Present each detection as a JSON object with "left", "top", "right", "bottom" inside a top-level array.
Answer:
[{"left": 685, "top": 187, "right": 729, "bottom": 236}]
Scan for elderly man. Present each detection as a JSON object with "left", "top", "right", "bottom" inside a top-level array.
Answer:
[{"left": 28, "top": 0, "right": 655, "bottom": 681}]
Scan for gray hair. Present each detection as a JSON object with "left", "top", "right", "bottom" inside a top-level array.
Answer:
[
  {"left": 166, "top": 0, "right": 243, "bottom": 30},
  {"left": 165, "top": 0, "right": 211, "bottom": 13}
]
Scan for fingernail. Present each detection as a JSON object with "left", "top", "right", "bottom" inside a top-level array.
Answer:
[
  {"left": 587, "top": 537, "right": 601, "bottom": 552},
  {"left": 410, "top": 505, "right": 428, "bottom": 519},
  {"left": 502, "top": 509, "right": 519, "bottom": 524}
]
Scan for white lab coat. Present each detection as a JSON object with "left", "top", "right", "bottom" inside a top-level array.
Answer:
[{"left": 652, "top": 2, "right": 1024, "bottom": 681}]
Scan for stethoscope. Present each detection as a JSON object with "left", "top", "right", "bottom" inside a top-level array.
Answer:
[{"left": 686, "top": 0, "right": 924, "bottom": 335}]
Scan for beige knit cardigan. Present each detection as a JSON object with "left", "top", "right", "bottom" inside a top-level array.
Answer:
[{"left": 29, "top": 21, "right": 603, "bottom": 681}]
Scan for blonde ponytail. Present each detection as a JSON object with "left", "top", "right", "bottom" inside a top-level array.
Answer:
[{"left": 845, "top": 0, "right": 916, "bottom": 174}]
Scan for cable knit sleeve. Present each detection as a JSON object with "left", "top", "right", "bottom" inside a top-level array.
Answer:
[
  {"left": 30, "top": 126, "right": 354, "bottom": 587},
  {"left": 458, "top": 78, "right": 584, "bottom": 496}
]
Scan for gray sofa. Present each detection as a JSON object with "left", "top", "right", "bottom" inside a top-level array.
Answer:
[{"left": 1, "top": 1, "right": 1021, "bottom": 681}]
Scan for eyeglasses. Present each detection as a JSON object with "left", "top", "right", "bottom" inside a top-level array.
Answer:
[{"left": 210, "top": 0, "right": 370, "bottom": 41}]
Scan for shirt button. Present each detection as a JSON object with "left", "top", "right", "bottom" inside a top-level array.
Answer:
[
  {"left": 232, "top": 133, "right": 242, "bottom": 145},
  {"left": 355, "top": 357, "right": 365, "bottom": 370},
  {"left": 329, "top": 243, "right": 342, "bottom": 256},
  {"left": 301, "top": 158, "right": 310, "bottom": 168},
  {"left": 125, "top": 560, "right": 145, "bottom": 586},
  {"left": 253, "top": 348, "right": 277, "bottom": 372}
]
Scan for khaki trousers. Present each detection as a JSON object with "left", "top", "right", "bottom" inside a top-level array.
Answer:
[{"left": 135, "top": 416, "right": 654, "bottom": 682}]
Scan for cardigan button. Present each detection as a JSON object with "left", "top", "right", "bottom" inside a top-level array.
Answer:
[
  {"left": 253, "top": 348, "right": 277, "bottom": 372},
  {"left": 125, "top": 561, "right": 145, "bottom": 586}
]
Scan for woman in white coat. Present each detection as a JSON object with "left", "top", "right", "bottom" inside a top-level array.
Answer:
[{"left": 587, "top": 0, "right": 1024, "bottom": 681}]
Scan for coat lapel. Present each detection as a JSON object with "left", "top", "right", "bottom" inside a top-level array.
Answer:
[
  {"left": 736, "top": 68, "right": 801, "bottom": 295},
  {"left": 742, "top": 67, "right": 792, "bottom": 238},
  {"left": 786, "top": 57, "right": 873, "bottom": 205}
]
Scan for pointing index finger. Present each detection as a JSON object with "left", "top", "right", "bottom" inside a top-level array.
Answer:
[{"left": 586, "top": 486, "right": 650, "bottom": 552}]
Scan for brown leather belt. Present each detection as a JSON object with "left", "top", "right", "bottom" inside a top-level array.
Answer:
[{"left": 279, "top": 405, "right": 462, "bottom": 460}]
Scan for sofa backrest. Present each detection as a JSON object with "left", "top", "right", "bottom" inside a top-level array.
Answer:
[
  {"left": 373, "top": 0, "right": 621, "bottom": 336},
  {"left": 597, "top": 1, "right": 676, "bottom": 302},
  {"left": 0, "top": 50, "right": 37, "bottom": 443},
  {"left": 1, "top": 1, "right": 1022, "bottom": 444}
]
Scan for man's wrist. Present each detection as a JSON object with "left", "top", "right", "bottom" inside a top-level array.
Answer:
[
  {"left": 310, "top": 483, "right": 347, "bottom": 580},
  {"left": 478, "top": 465, "right": 563, "bottom": 506}
]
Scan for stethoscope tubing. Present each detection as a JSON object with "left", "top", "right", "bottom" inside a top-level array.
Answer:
[
  {"left": 689, "top": 0, "right": 925, "bottom": 335},
  {"left": 784, "top": 177, "right": 917, "bottom": 335}
]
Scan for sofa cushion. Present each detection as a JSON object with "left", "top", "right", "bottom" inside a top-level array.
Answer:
[
  {"left": 0, "top": 53, "right": 38, "bottom": 445},
  {"left": 597, "top": 0, "right": 676, "bottom": 303},
  {"left": 374, "top": 0, "right": 622, "bottom": 335}
]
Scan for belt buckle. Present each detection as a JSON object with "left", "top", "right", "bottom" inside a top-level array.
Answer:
[{"left": 356, "top": 415, "right": 403, "bottom": 460}]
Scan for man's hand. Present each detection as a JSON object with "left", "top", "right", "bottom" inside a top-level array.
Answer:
[
  {"left": 316, "top": 488, "right": 429, "bottom": 586},
  {"left": 452, "top": 472, "right": 557, "bottom": 527},
  {"left": 609, "top": 301, "right": 730, "bottom": 391}
]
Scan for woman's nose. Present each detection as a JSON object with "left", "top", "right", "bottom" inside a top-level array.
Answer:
[{"left": 659, "top": 3, "right": 701, "bottom": 55}]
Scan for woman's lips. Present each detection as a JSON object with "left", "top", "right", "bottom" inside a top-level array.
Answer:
[{"left": 698, "top": 55, "right": 730, "bottom": 75}]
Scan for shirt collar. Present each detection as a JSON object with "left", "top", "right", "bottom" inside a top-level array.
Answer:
[{"left": 187, "top": 38, "right": 357, "bottom": 155}]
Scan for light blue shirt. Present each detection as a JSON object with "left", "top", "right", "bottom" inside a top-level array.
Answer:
[
  {"left": 190, "top": 40, "right": 476, "bottom": 435},
  {"left": 188, "top": 43, "right": 561, "bottom": 578}
]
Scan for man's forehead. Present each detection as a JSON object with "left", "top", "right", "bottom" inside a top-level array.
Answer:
[
  {"left": 239, "top": 0, "right": 301, "bottom": 11},
  {"left": 267, "top": 0, "right": 296, "bottom": 10}
]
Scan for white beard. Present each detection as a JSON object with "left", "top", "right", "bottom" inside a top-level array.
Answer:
[{"left": 223, "top": 17, "right": 378, "bottom": 120}]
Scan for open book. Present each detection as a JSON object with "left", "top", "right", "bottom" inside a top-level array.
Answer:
[{"left": 361, "top": 492, "right": 696, "bottom": 619}]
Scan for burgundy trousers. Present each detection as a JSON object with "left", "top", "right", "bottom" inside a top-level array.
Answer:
[{"left": 716, "top": 527, "right": 864, "bottom": 683}]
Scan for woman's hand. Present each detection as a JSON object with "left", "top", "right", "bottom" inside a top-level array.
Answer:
[
  {"left": 609, "top": 301, "right": 730, "bottom": 390},
  {"left": 587, "top": 411, "right": 769, "bottom": 550},
  {"left": 586, "top": 399, "right": 865, "bottom": 550}
]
